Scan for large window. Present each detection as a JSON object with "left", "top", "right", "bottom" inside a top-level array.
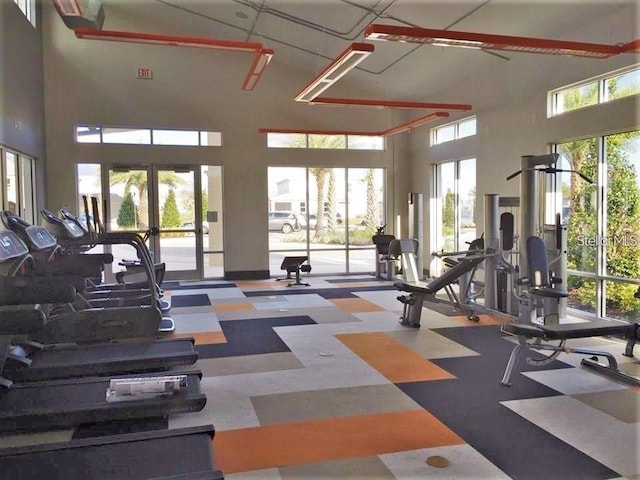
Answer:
[
  {"left": 553, "top": 129, "right": 640, "bottom": 321},
  {"left": 549, "top": 66, "right": 640, "bottom": 116},
  {"left": 12, "top": 0, "right": 35, "bottom": 27},
  {"left": 1, "top": 147, "right": 36, "bottom": 224},
  {"left": 268, "top": 167, "right": 385, "bottom": 275},
  {"left": 75, "top": 126, "right": 223, "bottom": 147},
  {"left": 266, "top": 133, "right": 384, "bottom": 151},
  {"left": 431, "top": 158, "right": 477, "bottom": 274},
  {"left": 431, "top": 116, "right": 477, "bottom": 146}
]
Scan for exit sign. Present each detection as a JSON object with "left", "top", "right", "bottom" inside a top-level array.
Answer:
[{"left": 136, "top": 68, "right": 153, "bottom": 79}]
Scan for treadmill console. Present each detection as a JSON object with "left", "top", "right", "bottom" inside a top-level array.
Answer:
[
  {"left": 25, "top": 226, "right": 57, "bottom": 250},
  {"left": 0, "top": 230, "right": 29, "bottom": 261},
  {"left": 62, "top": 219, "right": 86, "bottom": 239}
]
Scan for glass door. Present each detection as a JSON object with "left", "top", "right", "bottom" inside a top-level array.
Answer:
[
  {"left": 154, "top": 166, "right": 201, "bottom": 280},
  {"left": 105, "top": 165, "right": 202, "bottom": 281}
]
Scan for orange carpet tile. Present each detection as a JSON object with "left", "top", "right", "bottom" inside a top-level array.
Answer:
[
  {"left": 336, "top": 332, "right": 456, "bottom": 383},
  {"left": 330, "top": 298, "right": 386, "bottom": 313},
  {"left": 215, "top": 409, "right": 464, "bottom": 474}
]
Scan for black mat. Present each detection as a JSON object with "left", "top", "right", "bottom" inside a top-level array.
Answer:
[
  {"left": 197, "top": 315, "right": 317, "bottom": 359},
  {"left": 397, "top": 325, "right": 619, "bottom": 479},
  {"left": 170, "top": 294, "right": 212, "bottom": 308}
]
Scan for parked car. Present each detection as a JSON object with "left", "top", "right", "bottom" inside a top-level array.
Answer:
[
  {"left": 268, "top": 211, "right": 303, "bottom": 233},
  {"left": 306, "top": 213, "right": 343, "bottom": 229},
  {"left": 182, "top": 221, "right": 209, "bottom": 234}
]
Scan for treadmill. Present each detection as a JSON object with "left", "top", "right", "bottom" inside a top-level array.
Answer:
[
  {"left": 0, "top": 230, "right": 198, "bottom": 382},
  {"left": 0, "top": 425, "right": 224, "bottom": 479},
  {"left": 0, "top": 296, "right": 206, "bottom": 433},
  {"left": 40, "top": 207, "right": 174, "bottom": 329},
  {"left": 0, "top": 218, "right": 171, "bottom": 343},
  {"left": 0, "top": 367, "right": 206, "bottom": 433}
]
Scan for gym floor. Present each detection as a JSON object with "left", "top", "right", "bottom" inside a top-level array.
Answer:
[{"left": 2, "top": 275, "right": 638, "bottom": 478}]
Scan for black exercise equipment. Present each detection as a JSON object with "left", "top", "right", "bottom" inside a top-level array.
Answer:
[
  {"left": 0, "top": 366, "right": 206, "bottom": 433},
  {"left": 52, "top": 202, "right": 172, "bottom": 316},
  {"left": 3, "top": 210, "right": 158, "bottom": 311},
  {"left": 0, "top": 425, "right": 223, "bottom": 479},
  {"left": 394, "top": 238, "right": 486, "bottom": 327},
  {"left": 0, "top": 230, "right": 198, "bottom": 381},
  {"left": 0, "top": 283, "right": 205, "bottom": 432},
  {"left": 501, "top": 235, "right": 639, "bottom": 387},
  {"left": 0, "top": 228, "right": 166, "bottom": 343},
  {"left": 372, "top": 225, "right": 397, "bottom": 279},
  {"left": 277, "top": 256, "right": 312, "bottom": 287}
]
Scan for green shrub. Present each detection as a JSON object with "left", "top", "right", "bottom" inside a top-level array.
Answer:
[{"left": 117, "top": 191, "right": 138, "bottom": 228}]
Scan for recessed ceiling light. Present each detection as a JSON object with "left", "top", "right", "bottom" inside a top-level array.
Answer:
[{"left": 235, "top": 11, "right": 248, "bottom": 19}]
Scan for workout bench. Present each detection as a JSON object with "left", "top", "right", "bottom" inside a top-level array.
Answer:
[
  {"left": 276, "top": 256, "right": 312, "bottom": 287},
  {"left": 501, "top": 236, "right": 639, "bottom": 387}
]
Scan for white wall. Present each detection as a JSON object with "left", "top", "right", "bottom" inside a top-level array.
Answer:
[
  {"left": 409, "top": 4, "right": 639, "bottom": 272},
  {"left": 41, "top": 4, "right": 410, "bottom": 277},
  {"left": 0, "top": 1, "right": 46, "bottom": 205}
]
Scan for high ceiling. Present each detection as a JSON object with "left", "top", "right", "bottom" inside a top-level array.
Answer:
[{"left": 94, "top": 0, "right": 638, "bottom": 101}]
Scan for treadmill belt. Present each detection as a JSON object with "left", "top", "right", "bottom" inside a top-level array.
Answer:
[
  {"left": 0, "top": 372, "right": 205, "bottom": 433},
  {"left": 0, "top": 426, "right": 217, "bottom": 480},
  {"left": 72, "top": 416, "right": 168, "bottom": 439},
  {"left": 8, "top": 338, "right": 198, "bottom": 381}
]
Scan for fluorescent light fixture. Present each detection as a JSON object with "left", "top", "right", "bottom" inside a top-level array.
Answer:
[
  {"left": 432, "top": 38, "right": 482, "bottom": 49},
  {"left": 381, "top": 112, "right": 449, "bottom": 136},
  {"left": 74, "top": 28, "right": 263, "bottom": 52},
  {"left": 365, "top": 24, "right": 627, "bottom": 59},
  {"left": 310, "top": 97, "right": 472, "bottom": 111},
  {"left": 74, "top": 28, "right": 275, "bottom": 90},
  {"left": 295, "top": 43, "right": 375, "bottom": 102},
  {"left": 52, "top": 0, "right": 82, "bottom": 16},
  {"left": 242, "top": 48, "right": 274, "bottom": 91},
  {"left": 259, "top": 111, "right": 449, "bottom": 138}
]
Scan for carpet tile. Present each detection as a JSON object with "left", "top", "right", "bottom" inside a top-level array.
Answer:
[
  {"left": 336, "top": 332, "right": 456, "bottom": 383},
  {"left": 196, "top": 316, "right": 318, "bottom": 359},
  {"left": 5, "top": 274, "right": 637, "bottom": 480},
  {"left": 169, "top": 293, "right": 212, "bottom": 307},
  {"left": 215, "top": 410, "right": 464, "bottom": 474}
]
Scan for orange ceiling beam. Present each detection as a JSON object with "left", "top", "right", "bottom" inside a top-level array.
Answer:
[
  {"left": 74, "top": 28, "right": 264, "bottom": 52},
  {"left": 310, "top": 97, "right": 472, "bottom": 111},
  {"left": 73, "top": 28, "right": 274, "bottom": 90},
  {"left": 259, "top": 111, "right": 450, "bottom": 138},
  {"left": 364, "top": 24, "right": 629, "bottom": 59}
]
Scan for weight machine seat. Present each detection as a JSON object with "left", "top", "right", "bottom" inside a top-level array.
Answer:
[
  {"left": 395, "top": 255, "right": 486, "bottom": 296},
  {"left": 372, "top": 234, "right": 396, "bottom": 255},
  {"left": 530, "top": 286, "right": 568, "bottom": 299},
  {"left": 502, "top": 319, "right": 638, "bottom": 340}
]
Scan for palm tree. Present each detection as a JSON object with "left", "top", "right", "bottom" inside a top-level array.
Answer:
[
  {"left": 310, "top": 167, "right": 329, "bottom": 232},
  {"left": 109, "top": 170, "right": 185, "bottom": 229},
  {"left": 326, "top": 169, "right": 337, "bottom": 231},
  {"left": 305, "top": 135, "right": 345, "bottom": 233},
  {"left": 363, "top": 168, "right": 378, "bottom": 233}
]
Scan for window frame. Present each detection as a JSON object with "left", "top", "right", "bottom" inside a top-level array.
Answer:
[
  {"left": 265, "top": 133, "right": 385, "bottom": 151},
  {"left": 550, "top": 129, "right": 640, "bottom": 321},
  {"left": 431, "top": 116, "right": 477, "bottom": 146},
  {"left": 74, "top": 126, "right": 223, "bottom": 147},
  {"left": 548, "top": 64, "right": 640, "bottom": 117}
]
